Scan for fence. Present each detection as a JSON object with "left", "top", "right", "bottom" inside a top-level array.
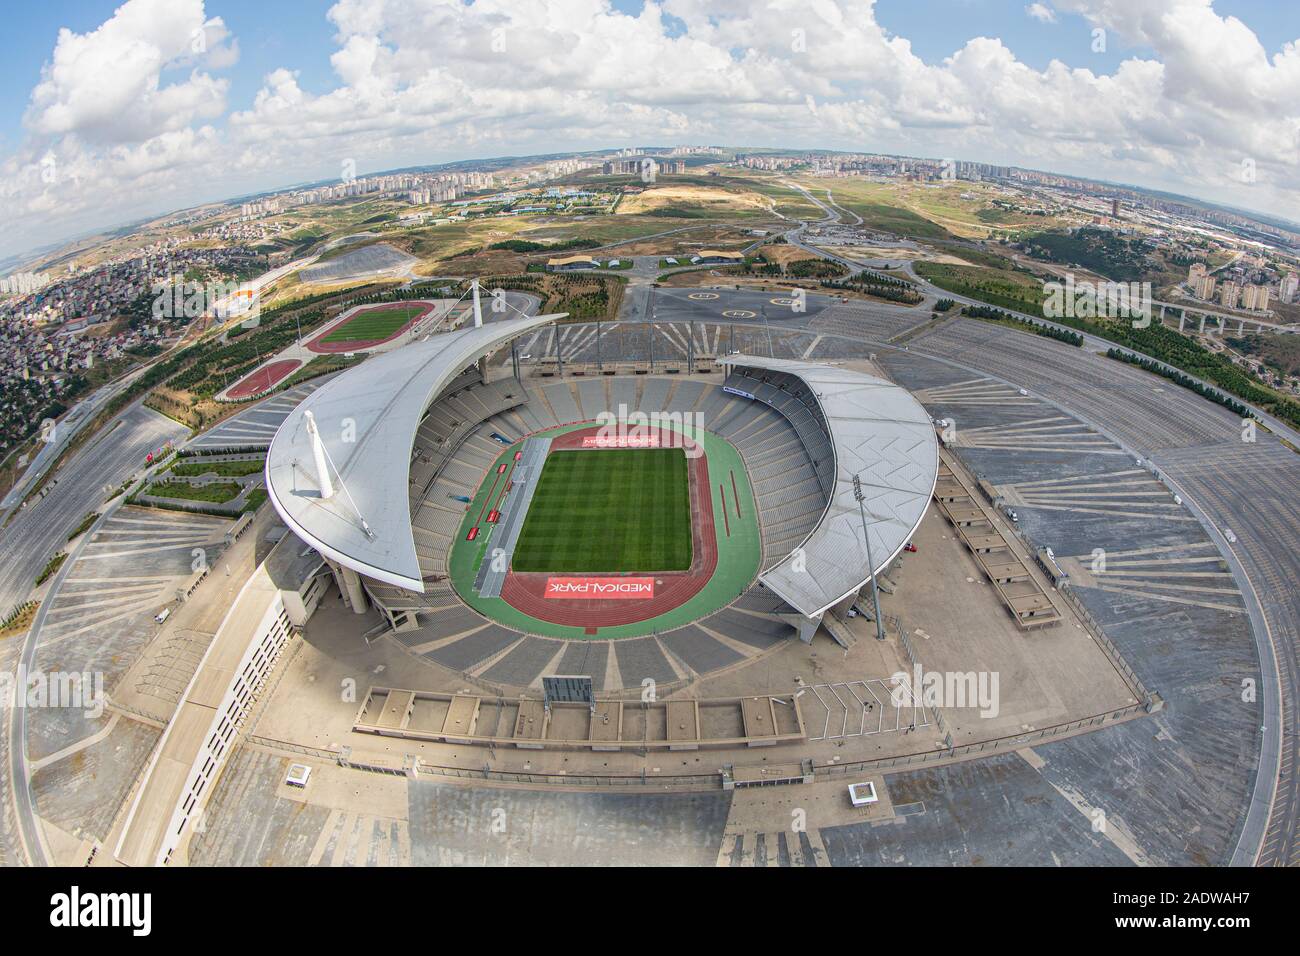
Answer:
[
  {"left": 811, "top": 703, "right": 1148, "bottom": 779},
  {"left": 1056, "top": 584, "right": 1159, "bottom": 710},
  {"left": 893, "top": 613, "right": 951, "bottom": 745},
  {"left": 246, "top": 699, "right": 1148, "bottom": 792}
]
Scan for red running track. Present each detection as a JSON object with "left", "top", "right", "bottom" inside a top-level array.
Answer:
[
  {"left": 306, "top": 302, "right": 436, "bottom": 354},
  {"left": 498, "top": 425, "right": 718, "bottom": 629},
  {"left": 226, "top": 359, "right": 301, "bottom": 400}
]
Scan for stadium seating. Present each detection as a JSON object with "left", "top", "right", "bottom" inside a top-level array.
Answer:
[{"left": 372, "top": 370, "right": 838, "bottom": 630}]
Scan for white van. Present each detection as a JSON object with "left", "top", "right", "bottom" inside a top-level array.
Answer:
[{"left": 154, "top": 607, "right": 171, "bottom": 624}]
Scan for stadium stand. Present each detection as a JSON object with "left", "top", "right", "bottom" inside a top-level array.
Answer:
[{"left": 368, "top": 369, "right": 838, "bottom": 629}]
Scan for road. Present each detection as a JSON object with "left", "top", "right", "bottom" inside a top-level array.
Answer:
[
  {"left": 0, "top": 403, "right": 186, "bottom": 615},
  {"left": 778, "top": 195, "right": 1300, "bottom": 866},
  {"left": 6, "top": 499, "right": 124, "bottom": 865},
  {"left": 0, "top": 366, "right": 148, "bottom": 519}
]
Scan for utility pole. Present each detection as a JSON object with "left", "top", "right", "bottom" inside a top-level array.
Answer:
[{"left": 852, "top": 474, "right": 886, "bottom": 642}]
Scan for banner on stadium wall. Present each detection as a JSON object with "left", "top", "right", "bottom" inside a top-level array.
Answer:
[
  {"left": 544, "top": 577, "right": 656, "bottom": 599},
  {"left": 723, "top": 386, "right": 755, "bottom": 400},
  {"left": 581, "top": 434, "right": 660, "bottom": 448}
]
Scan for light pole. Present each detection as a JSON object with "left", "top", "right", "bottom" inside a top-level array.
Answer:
[{"left": 852, "top": 473, "right": 886, "bottom": 642}]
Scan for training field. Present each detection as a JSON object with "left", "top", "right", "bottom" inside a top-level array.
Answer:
[
  {"left": 319, "top": 304, "right": 426, "bottom": 344},
  {"left": 512, "top": 448, "right": 692, "bottom": 573}
]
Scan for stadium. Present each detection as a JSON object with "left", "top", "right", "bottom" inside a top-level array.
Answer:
[{"left": 264, "top": 296, "right": 937, "bottom": 687}]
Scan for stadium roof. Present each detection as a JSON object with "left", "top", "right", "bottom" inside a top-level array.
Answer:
[
  {"left": 265, "top": 314, "right": 556, "bottom": 591},
  {"left": 721, "top": 355, "right": 938, "bottom": 618}
]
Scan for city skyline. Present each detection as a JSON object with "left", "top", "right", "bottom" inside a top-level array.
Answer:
[{"left": 1, "top": 0, "right": 1299, "bottom": 260}]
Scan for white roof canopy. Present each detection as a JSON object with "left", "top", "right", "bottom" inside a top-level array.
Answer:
[
  {"left": 266, "top": 315, "right": 555, "bottom": 591},
  {"left": 721, "top": 355, "right": 938, "bottom": 618}
]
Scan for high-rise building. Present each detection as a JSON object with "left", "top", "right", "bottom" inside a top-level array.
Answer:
[
  {"left": 1280, "top": 272, "right": 1298, "bottom": 304},
  {"left": 1194, "top": 274, "right": 1216, "bottom": 300},
  {"left": 1218, "top": 280, "right": 1240, "bottom": 309},
  {"left": 1188, "top": 262, "right": 1207, "bottom": 283},
  {"left": 1242, "top": 284, "right": 1270, "bottom": 312}
]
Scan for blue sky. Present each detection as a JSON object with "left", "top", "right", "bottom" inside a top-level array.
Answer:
[
  {"left": 1, "top": 1, "right": 1298, "bottom": 259},
  {"left": 4, "top": 0, "right": 1290, "bottom": 150},
  {"left": 0, "top": 1, "right": 340, "bottom": 152}
]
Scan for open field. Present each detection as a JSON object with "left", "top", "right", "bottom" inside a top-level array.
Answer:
[
  {"left": 794, "top": 177, "right": 1077, "bottom": 240},
  {"left": 512, "top": 448, "right": 692, "bottom": 573},
  {"left": 719, "top": 169, "right": 825, "bottom": 218},
  {"left": 616, "top": 183, "right": 774, "bottom": 218},
  {"left": 484, "top": 272, "right": 623, "bottom": 322},
  {"left": 759, "top": 243, "right": 823, "bottom": 267},
  {"left": 915, "top": 260, "right": 1049, "bottom": 315}
]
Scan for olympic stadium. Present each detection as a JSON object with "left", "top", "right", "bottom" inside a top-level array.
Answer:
[
  {"left": 55, "top": 283, "right": 1285, "bottom": 870},
  {"left": 264, "top": 298, "right": 938, "bottom": 676}
]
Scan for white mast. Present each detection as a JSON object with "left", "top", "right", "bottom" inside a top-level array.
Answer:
[{"left": 304, "top": 410, "right": 334, "bottom": 500}]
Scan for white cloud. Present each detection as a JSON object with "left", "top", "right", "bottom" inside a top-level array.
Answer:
[
  {"left": 2, "top": 0, "right": 1299, "bottom": 259},
  {"left": 1026, "top": 3, "right": 1058, "bottom": 24}
]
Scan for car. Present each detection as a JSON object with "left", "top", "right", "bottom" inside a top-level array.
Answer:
[{"left": 904, "top": 543, "right": 918, "bottom": 553}]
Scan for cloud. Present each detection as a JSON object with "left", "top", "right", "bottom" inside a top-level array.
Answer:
[
  {"left": 2, "top": 0, "right": 1299, "bottom": 259},
  {"left": 0, "top": 0, "right": 236, "bottom": 254},
  {"left": 1026, "top": 3, "right": 1058, "bottom": 24},
  {"left": 24, "top": 0, "right": 233, "bottom": 144}
]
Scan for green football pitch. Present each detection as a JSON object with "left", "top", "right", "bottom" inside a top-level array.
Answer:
[
  {"left": 320, "top": 305, "right": 425, "bottom": 343},
  {"left": 512, "top": 448, "right": 692, "bottom": 573}
]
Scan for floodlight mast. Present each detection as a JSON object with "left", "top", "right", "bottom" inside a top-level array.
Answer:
[{"left": 852, "top": 473, "right": 886, "bottom": 642}]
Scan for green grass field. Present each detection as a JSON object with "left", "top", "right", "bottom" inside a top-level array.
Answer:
[
  {"left": 145, "top": 480, "right": 243, "bottom": 503},
  {"left": 512, "top": 448, "right": 691, "bottom": 573},
  {"left": 321, "top": 304, "right": 425, "bottom": 343}
]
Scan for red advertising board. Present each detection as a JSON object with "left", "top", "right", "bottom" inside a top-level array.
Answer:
[{"left": 544, "top": 577, "right": 656, "bottom": 599}]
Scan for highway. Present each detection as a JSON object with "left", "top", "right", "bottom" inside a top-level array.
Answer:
[
  {"left": 0, "top": 366, "right": 148, "bottom": 519},
  {"left": 0, "top": 403, "right": 185, "bottom": 615}
]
